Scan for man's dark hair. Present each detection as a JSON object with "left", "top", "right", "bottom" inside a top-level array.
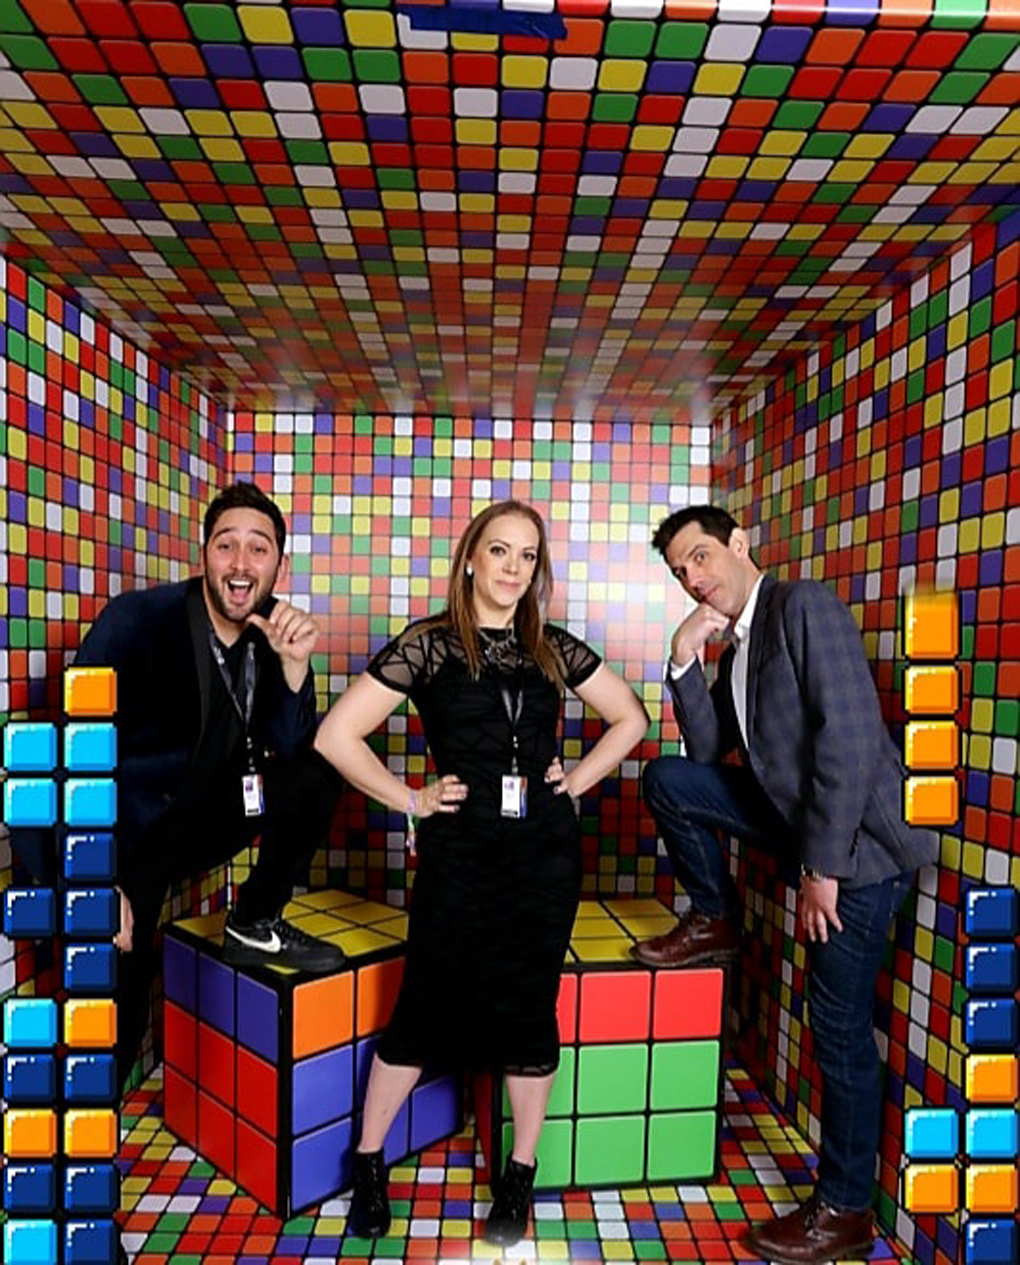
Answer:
[
  {"left": 203, "top": 482, "right": 287, "bottom": 555},
  {"left": 652, "top": 505, "right": 739, "bottom": 559}
]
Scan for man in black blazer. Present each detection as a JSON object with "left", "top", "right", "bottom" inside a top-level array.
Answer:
[
  {"left": 633, "top": 506, "right": 937, "bottom": 1265},
  {"left": 74, "top": 481, "right": 344, "bottom": 1091}
]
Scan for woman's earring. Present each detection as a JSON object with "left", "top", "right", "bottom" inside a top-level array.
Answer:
[{"left": 466, "top": 564, "right": 474, "bottom": 577}]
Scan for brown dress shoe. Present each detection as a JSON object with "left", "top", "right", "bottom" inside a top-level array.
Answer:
[
  {"left": 744, "top": 1194, "right": 875, "bottom": 1264},
  {"left": 630, "top": 909, "right": 740, "bottom": 967}
]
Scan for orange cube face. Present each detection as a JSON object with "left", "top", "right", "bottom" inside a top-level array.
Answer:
[
  {"left": 64, "top": 998, "right": 117, "bottom": 1048},
  {"left": 904, "top": 666, "right": 959, "bottom": 715},
  {"left": 904, "top": 776, "right": 959, "bottom": 827},
  {"left": 64, "top": 667, "right": 117, "bottom": 717},
  {"left": 64, "top": 1108, "right": 119, "bottom": 1159},
  {"left": 904, "top": 1164, "right": 959, "bottom": 1214},
  {"left": 3, "top": 1109, "right": 58, "bottom": 1159},
  {"left": 904, "top": 591, "right": 958, "bottom": 661},
  {"left": 966, "top": 1164, "right": 1018, "bottom": 1215},
  {"left": 905, "top": 721, "right": 959, "bottom": 771},
  {"left": 966, "top": 1055, "right": 1018, "bottom": 1104}
]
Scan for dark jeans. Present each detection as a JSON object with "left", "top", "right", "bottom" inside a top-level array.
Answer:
[
  {"left": 643, "top": 756, "right": 914, "bottom": 1212},
  {"left": 116, "top": 749, "right": 341, "bottom": 1093}
]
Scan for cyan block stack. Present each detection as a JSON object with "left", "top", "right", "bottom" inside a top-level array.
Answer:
[{"left": 3, "top": 666, "right": 120, "bottom": 1265}]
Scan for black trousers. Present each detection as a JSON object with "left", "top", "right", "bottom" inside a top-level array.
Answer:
[{"left": 115, "top": 748, "right": 341, "bottom": 1093}]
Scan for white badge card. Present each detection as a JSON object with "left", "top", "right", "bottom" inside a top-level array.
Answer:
[
  {"left": 501, "top": 774, "right": 527, "bottom": 819},
  {"left": 242, "top": 772, "right": 265, "bottom": 818}
]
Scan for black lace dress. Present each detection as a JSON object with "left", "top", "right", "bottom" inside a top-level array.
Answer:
[{"left": 368, "top": 619, "right": 601, "bottom": 1075}]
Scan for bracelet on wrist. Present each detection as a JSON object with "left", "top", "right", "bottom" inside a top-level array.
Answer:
[{"left": 800, "top": 864, "right": 828, "bottom": 882}]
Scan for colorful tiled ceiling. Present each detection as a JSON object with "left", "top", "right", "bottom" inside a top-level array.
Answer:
[
  {"left": 716, "top": 215, "right": 1019, "bottom": 1265},
  {"left": 0, "top": 1, "right": 1017, "bottom": 417}
]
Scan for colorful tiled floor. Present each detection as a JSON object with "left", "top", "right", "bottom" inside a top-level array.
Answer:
[{"left": 118, "top": 1064, "right": 908, "bottom": 1264}]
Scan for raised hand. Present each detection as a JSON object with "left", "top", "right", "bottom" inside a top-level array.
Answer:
[{"left": 248, "top": 600, "right": 319, "bottom": 691}]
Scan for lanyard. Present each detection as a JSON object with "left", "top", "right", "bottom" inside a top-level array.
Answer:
[
  {"left": 499, "top": 653, "right": 525, "bottom": 775},
  {"left": 209, "top": 632, "right": 257, "bottom": 769}
]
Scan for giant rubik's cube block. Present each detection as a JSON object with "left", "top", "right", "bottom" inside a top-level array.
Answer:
[
  {"left": 161, "top": 893, "right": 463, "bottom": 1217},
  {"left": 475, "top": 899, "right": 727, "bottom": 1191}
]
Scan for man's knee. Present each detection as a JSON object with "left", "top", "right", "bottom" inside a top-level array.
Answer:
[{"left": 642, "top": 755, "right": 694, "bottom": 814}]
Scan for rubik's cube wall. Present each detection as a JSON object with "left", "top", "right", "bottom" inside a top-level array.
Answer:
[
  {"left": 227, "top": 409, "right": 709, "bottom": 900},
  {"left": 3, "top": 667, "right": 120, "bottom": 1265},
  {"left": 715, "top": 214, "right": 1020, "bottom": 1265}
]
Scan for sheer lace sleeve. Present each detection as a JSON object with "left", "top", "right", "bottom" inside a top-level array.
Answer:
[
  {"left": 366, "top": 619, "right": 436, "bottom": 695},
  {"left": 546, "top": 624, "right": 602, "bottom": 690}
]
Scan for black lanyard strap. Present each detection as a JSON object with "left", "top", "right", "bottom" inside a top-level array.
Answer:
[
  {"left": 209, "top": 633, "right": 257, "bottom": 763},
  {"left": 499, "top": 653, "right": 525, "bottom": 775}
]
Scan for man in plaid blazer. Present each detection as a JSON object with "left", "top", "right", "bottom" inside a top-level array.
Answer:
[{"left": 633, "top": 505, "right": 938, "bottom": 1265}]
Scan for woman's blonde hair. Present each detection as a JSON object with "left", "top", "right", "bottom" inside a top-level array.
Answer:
[{"left": 413, "top": 500, "right": 563, "bottom": 684}]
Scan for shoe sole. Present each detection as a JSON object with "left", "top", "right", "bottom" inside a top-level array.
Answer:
[
  {"left": 222, "top": 941, "right": 343, "bottom": 972},
  {"left": 743, "top": 1233, "right": 874, "bottom": 1264},
  {"left": 629, "top": 945, "right": 740, "bottom": 968}
]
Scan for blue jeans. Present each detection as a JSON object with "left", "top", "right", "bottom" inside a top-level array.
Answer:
[{"left": 643, "top": 756, "right": 914, "bottom": 1211}]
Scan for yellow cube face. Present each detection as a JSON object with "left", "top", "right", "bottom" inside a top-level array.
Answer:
[
  {"left": 904, "top": 666, "right": 959, "bottom": 715},
  {"left": 64, "top": 666, "right": 117, "bottom": 717}
]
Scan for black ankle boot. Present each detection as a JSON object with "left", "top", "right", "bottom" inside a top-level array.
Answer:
[
  {"left": 347, "top": 1148, "right": 391, "bottom": 1239},
  {"left": 484, "top": 1155, "right": 536, "bottom": 1246}
]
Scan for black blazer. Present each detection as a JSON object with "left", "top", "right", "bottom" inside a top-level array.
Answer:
[
  {"left": 669, "top": 574, "right": 938, "bottom": 887},
  {"left": 74, "top": 577, "right": 317, "bottom": 857}
]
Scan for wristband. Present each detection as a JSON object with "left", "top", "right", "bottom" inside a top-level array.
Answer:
[
  {"left": 406, "top": 789, "right": 418, "bottom": 854},
  {"left": 800, "top": 864, "right": 828, "bottom": 882}
]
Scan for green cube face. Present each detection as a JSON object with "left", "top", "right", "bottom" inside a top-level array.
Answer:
[
  {"left": 574, "top": 1115, "right": 646, "bottom": 1186},
  {"left": 647, "top": 1111, "right": 718, "bottom": 1182},
  {"left": 578, "top": 1043, "right": 649, "bottom": 1115},
  {"left": 650, "top": 1040, "right": 720, "bottom": 1111},
  {"left": 503, "top": 1118, "right": 574, "bottom": 1190}
]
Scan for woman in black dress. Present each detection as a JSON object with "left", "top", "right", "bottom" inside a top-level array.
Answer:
[{"left": 314, "top": 500, "right": 648, "bottom": 1246}]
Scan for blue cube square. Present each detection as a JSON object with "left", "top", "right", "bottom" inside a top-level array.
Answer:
[
  {"left": 965, "top": 887, "right": 1018, "bottom": 939},
  {"left": 3, "top": 998, "right": 59, "bottom": 1049},
  {"left": 3, "top": 1164, "right": 57, "bottom": 1215},
  {"left": 65, "top": 1055, "right": 118, "bottom": 1106},
  {"left": 64, "top": 1164, "right": 119, "bottom": 1216},
  {"left": 966, "top": 944, "right": 1017, "bottom": 994},
  {"left": 64, "top": 723, "right": 117, "bottom": 773},
  {"left": 64, "top": 944, "right": 118, "bottom": 995},
  {"left": 965, "top": 1108, "right": 1018, "bottom": 1161},
  {"left": 3, "top": 779, "right": 57, "bottom": 828},
  {"left": 64, "top": 1218, "right": 118, "bottom": 1265},
  {"left": 3, "top": 1219, "right": 58, "bottom": 1265},
  {"left": 965, "top": 1219, "right": 1017, "bottom": 1265},
  {"left": 965, "top": 999, "right": 1018, "bottom": 1050},
  {"left": 64, "top": 833, "right": 117, "bottom": 883},
  {"left": 3, "top": 887, "right": 57, "bottom": 939},
  {"left": 3, "top": 1054, "right": 57, "bottom": 1105},
  {"left": 3, "top": 723, "right": 57, "bottom": 772},
  {"left": 64, "top": 888, "right": 119, "bottom": 939},
  {"left": 64, "top": 780, "right": 117, "bottom": 828}
]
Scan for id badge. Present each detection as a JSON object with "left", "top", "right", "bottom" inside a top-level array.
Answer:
[
  {"left": 501, "top": 774, "right": 527, "bottom": 819},
  {"left": 242, "top": 772, "right": 264, "bottom": 818}
]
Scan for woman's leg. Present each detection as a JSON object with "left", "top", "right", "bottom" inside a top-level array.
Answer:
[
  {"left": 357, "top": 1054, "right": 423, "bottom": 1152},
  {"left": 348, "top": 1055, "right": 423, "bottom": 1239},
  {"left": 504, "top": 1071, "right": 555, "bottom": 1164}
]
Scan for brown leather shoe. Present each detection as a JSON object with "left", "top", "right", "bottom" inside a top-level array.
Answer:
[
  {"left": 630, "top": 909, "right": 740, "bottom": 967},
  {"left": 743, "top": 1194, "right": 875, "bottom": 1264}
]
